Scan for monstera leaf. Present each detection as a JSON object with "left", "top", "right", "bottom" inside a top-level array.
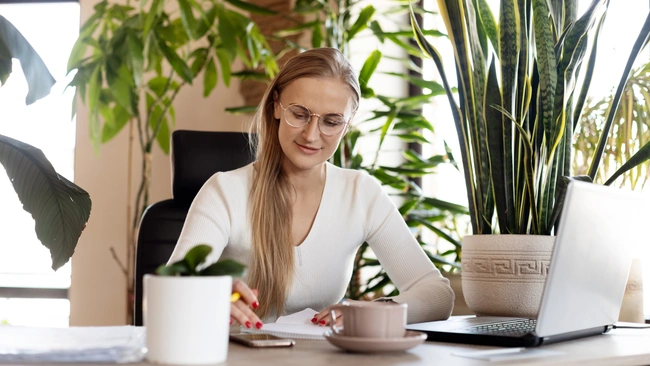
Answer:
[
  {"left": 0, "top": 15, "right": 55, "bottom": 104},
  {"left": 0, "top": 135, "right": 91, "bottom": 270},
  {"left": 0, "top": 16, "right": 91, "bottom": 270}
]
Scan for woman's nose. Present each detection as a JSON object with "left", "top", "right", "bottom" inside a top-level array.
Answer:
[{"left": 303, "top": 115, "right": 320, "bottom": 141}]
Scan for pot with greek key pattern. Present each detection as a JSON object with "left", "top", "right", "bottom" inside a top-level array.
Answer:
[{"left": 461, "top": 235, "right": 555, "bottom": 318}]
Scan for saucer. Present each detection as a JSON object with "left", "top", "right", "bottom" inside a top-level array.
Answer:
[{"left": 324, "top": 330, "right": 427, "bottom": 353}]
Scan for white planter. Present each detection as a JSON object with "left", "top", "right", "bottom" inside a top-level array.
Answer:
[
  {"left": 461, "top": 235, "right": 554, "bottom": 318},
  {"left": 144, "top": 275, "right": 232, "bottom": 365}
]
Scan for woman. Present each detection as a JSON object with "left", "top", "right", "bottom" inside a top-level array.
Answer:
[{"left": 168, "top": 48, "right": 454, "bottom": 330}]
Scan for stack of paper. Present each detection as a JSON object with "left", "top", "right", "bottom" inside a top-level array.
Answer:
[
  {"left": 0, "top": 326, "right": 146, "bottom": 363},
  {"left": 242, "top": 308, "right": 328, "bottom": 340}
]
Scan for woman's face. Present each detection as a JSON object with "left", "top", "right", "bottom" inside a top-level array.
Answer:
[{"left": 274, "top": 77, "right": 355, "bottom": 175}]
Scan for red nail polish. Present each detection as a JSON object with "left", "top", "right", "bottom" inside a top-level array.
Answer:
[
  {"left": 319, "top": 320, "right": 326, "bottom": 325},
  {"left": 230, "top": 319, "right": 233, "bottom": 325},
  {"left": 256, "top": 322, "right": 263, "bottom": 329},
  {"left": 311, "top": 317, "right": 318, "bottom": 324},
  {"left": 245, "top": 321, "right": 252, "bottom": 328},
  {"left": 252, "top": 301, "right": 259, "bottom": 309}
]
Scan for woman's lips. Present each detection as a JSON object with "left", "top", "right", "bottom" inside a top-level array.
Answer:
[{"left": 295, "top": 142, "right": 320, "bottom": 155}]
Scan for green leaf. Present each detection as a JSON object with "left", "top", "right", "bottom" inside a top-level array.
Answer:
[
  {"left": 311, "top": 21, "right": 323, "bottom": 48},
  {"left": 0, "top": 134, "right": 92, "bottom": 270},
  {"left": 200, "top": 259, "right": 246, "bottom": 277},
  {"left": 348, "top": 5, "right": 375, "bottom": 40},
  {"left": 203, "top": 57, "right": 218, "bottom": 97},
  {"left": 157, "top": 39, "right": 193, "bottom": 83},
  {"left": 359, "top": 49, "right": 382, "bottom": 98},
  {"left": 224, "top": 0, "right": 276, "bottom": 15},
  {"left": 183, "top": 244, "right": 212, "bottom": 271},
  {"left": 178, "top": 0, "right": 198, "bottom": 39},
  {"left": 0, "top": 15, "right": 56, "bottom": 104},
  {"left": 102, "top": 104, "right": 130, "bottom": 143},
  {"left": 216, "top": 48, "right": 232, "bottom": 87},
  {"left": 225, "top": 105, "right": 258, "bottom": 114},
  {"left": 156, "top": 260, "right": 191, "bottom": 276}
]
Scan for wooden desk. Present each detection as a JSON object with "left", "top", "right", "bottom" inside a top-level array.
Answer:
[{"left": 222, "top": 328, "right": 650, "bottom": 366}]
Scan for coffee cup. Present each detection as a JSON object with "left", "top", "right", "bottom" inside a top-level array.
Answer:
[{"left": 329, "top": 301, "right": 407, "bottom": 338}]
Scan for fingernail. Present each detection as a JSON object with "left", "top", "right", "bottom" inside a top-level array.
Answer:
[
  {"left": 245, "top": 321, "right": 252, "bottom": 328},
  {"left": 252, "top": 301, "right": 259, "bottom": 309},
  {"left": 319, "top": 320, "right": 326, "bottom": 325},
  {"left": 311, "top": 317, "right": 318, "bottom": 324},
  {"left": 230, "top": 319, "right": 233, "bottom": 325},
  {"left": 256, "top": 322, "right": 263, "bottom": 329}
]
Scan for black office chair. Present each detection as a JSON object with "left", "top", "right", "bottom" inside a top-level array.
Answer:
[{"left": 133, "top": 130, "right": 255, "bottom": 325}]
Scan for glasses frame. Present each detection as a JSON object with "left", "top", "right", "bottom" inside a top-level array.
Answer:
[{"left": 278, "top": 102, "right": 350, "bottom": 136}]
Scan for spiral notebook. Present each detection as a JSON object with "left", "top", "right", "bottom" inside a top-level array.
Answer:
[{"left": 241, "top": 308, "right": 328, "bottom": 340}]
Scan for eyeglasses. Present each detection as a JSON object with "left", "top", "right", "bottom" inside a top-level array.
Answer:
[{"left": 278, "top": 102, "right": 349, "bottom": 136}]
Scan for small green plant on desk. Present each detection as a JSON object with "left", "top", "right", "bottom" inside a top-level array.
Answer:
[{"left": 156, "top": 244, "right": 245, "bottom": 277}]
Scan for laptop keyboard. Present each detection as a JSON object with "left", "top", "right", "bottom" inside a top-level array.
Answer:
[{"left": 464, "top": 319, "right": 537, "bottom": 336}]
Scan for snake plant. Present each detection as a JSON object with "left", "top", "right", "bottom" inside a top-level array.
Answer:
[{"left": 412, "top": 0, "right": 650, "bottom": 235}]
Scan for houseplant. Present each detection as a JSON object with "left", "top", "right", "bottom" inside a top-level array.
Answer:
[
  {"left": 574, "top": 59, "right": 650, "bottom": 189},
  {"left": 0, "top": 15, "right": 91, "bottom": 271},
  {"left": 231, "top": 0, "right": 470, "bottom": 302},
  {"left": 145, "top": 244, "right": 244, "bottom": 365},
  {"left": 66, "top": 0, "right": 277, "bottom": 322},
  {"left": 411, "top": 0, "right": 650, "bottom": 316}
]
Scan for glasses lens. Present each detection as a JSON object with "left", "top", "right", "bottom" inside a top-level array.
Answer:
[
  {"left": 319, "top": 114, "right": 347, "bottom": 135},
  {"left": 285, "top": 105, "right": 310, "bottom": 127}
]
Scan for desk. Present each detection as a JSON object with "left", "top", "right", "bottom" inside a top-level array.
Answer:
[
  {"left": 14, "top": 327, "right": 650, "bottom": 365},
  {"left": 222, "top": 329, "right": 650, "bottom": 366}
]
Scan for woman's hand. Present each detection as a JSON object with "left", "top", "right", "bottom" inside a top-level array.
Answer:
[
  {"left": 230, "top": 279, "right": 263, "bottom": 329},
  {"left": 312, "top": 299, "right": 363, "bottom": 326}
]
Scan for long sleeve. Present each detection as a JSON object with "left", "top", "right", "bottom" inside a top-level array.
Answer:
[
  {"left": 361, "top": 172, "right": 455, "bottom": 323},
  {"left": 168, "top": 171, "right": 238, "bottom": 266}
]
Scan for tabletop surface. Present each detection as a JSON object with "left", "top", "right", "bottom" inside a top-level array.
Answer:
[{"left": 41, "top": 326, "right": 650, "bottom": 366}]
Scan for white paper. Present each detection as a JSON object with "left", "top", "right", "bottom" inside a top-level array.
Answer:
[
  {"left": 241, "top": 308, "right": 328, "bottom": 340},
  {"left": 0, "top": 326, "right": 146, "bottom": 363}
]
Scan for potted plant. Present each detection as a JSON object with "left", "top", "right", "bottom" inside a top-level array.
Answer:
[
  {"left": 0, "top": 15, "right": 91, "bottom": 271},
  {"left": 145, "top": 244, "right": 244, "bottom": 365},
  {"left": 66, "top": 0, "right": 277, "bottom": 323},
  {"left": 411, "top": 0, "right": 650, "bottom": 317}
]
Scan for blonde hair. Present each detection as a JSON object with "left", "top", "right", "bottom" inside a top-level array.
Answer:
[{"left": 248, "top": 48, "right": 361, "bottom": 319}]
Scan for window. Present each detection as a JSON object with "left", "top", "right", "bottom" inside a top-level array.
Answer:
[{"left": 0, "top": 1, "right": 80, "bottom": 327}]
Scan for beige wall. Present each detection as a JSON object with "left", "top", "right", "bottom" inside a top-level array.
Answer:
[{"left": 70, "top": 0, "right": 250, "bottom": 325}]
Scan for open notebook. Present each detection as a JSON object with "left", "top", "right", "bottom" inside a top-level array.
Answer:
[{"left": 241, "top": 308, "right": 328, "bottom": 340}]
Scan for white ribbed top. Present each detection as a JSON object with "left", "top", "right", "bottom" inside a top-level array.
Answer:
[{"left": 169, "top": 162, "right": 454, "bottom": 323}]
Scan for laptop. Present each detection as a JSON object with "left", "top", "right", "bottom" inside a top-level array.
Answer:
[{"left": 408, "top": 181, "right": 649, "bottom": 347}]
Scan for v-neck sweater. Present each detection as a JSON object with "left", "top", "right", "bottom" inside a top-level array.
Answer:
[{"left": 169, "top": 162, "right": 454, "bottom": 323}]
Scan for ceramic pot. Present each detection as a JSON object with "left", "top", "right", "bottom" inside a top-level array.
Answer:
[
  {"left": 461, "top": 235, "right": 554, "bottom": 318},
  {"left": 144, "top": 275, "right": 232, "bottom": 365}
]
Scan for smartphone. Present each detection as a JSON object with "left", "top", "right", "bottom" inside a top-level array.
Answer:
[{"left": 229, "top": 333, "right": 296, "bottom": 348}]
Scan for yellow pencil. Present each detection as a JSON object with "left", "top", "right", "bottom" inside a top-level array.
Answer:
[{"left": 231, "top": 292, "right": 241, "bottom": 303}]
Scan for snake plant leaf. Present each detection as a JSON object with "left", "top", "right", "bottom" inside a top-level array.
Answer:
[
  {"left": 0, "top": 15, "right": 56, "bottom": 105},
  {"left": 588, "top": 11, "right": 650, "bottom": 180},
  {"left": 0, "top": 134, "right": 92, "bottom": 271}
]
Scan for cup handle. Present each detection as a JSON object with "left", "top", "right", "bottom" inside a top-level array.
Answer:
[{"left": 329, "top": 305, "right": 343, "bottom": 335}]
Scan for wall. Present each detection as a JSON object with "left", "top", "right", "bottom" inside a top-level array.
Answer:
[{"left": 70, "top": 0, "right": 249, "bottom": 325}]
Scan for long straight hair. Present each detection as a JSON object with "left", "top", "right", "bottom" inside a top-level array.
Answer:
[{"left": 248, "top": 48, "right": 361, "bottom": 319}]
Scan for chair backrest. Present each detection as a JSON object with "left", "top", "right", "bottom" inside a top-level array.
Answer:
[{"left": 133, "top": 130, "right": 255, "bottom": 325}]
